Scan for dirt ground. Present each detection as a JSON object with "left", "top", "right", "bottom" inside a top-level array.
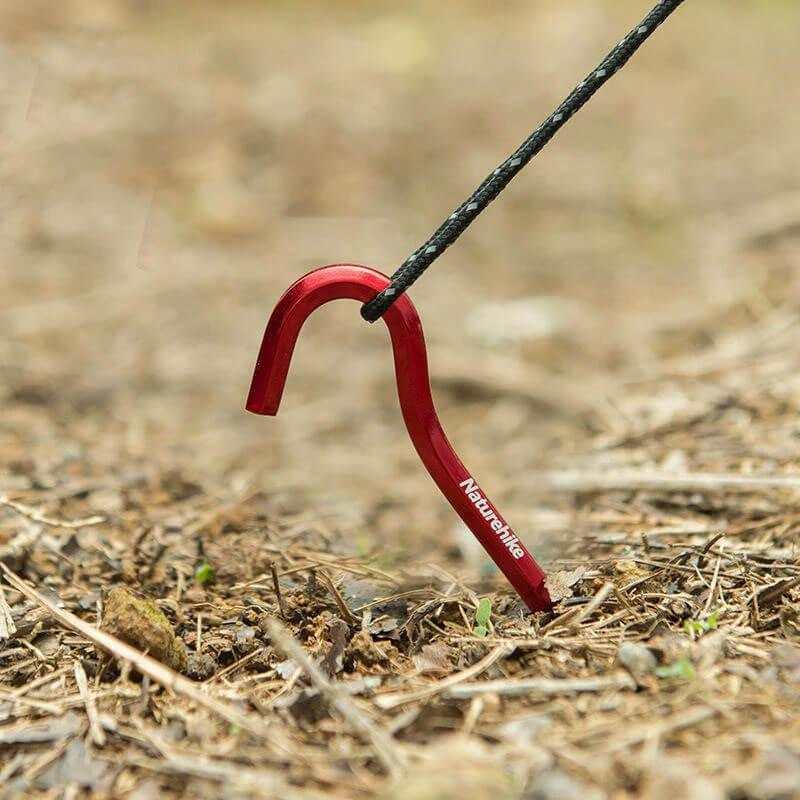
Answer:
[{"left": 2, "top": 1, "right": 800, "bottom": 797}]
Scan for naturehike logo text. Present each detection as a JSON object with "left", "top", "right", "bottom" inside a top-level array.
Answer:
[{"left": 459, "top": 477, "right": 525, "bottom": 559}]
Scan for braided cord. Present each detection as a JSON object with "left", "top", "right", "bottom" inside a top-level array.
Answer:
[{"left": 361, "top": 0, "right": 687, "bottom": 322}]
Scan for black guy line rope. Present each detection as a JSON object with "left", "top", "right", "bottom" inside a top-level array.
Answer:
[{"left": 360, "top": 0, "right": 688, "bottom": 322}]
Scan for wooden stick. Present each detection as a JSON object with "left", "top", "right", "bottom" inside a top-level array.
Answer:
[
  {"left": 0, "top": 563, "right": 272, "bottom": 740},
  {"left": 530, "top": 470, "right": 800, "bottom": 494},
  {"left": 446, "top": 671, "right": 636, "bottom": 700}
]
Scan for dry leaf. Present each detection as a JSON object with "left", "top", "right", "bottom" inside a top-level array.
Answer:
[
  {"left": 413, "top": 642, "right": 454, "bottom": 675},
  {"left": 546, "top": 567, "right": 586, "bottom": 603}
]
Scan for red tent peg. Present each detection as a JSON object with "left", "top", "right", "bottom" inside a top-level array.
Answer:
[{"left": 246, "top": 264, "right": 553, "bottom": 613}]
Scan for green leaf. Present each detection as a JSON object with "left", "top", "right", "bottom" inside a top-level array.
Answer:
[
  {"left": 475, "top": 598, "right": 492, "bottom": 628},
  {"left": 473, "top": 625, "right": 488, "bottom": 638},
  {"left": 655, "top": 658, "right": 696, "bottom": 681},
  {"left": 195, "top": 561, "right": 215, "bottom": 585},
  {"left": 684, "top": 620, "right": 702, "bottom": 635},
  {"left": 683, "top": 610, "right": 720, "bottom": 636}
]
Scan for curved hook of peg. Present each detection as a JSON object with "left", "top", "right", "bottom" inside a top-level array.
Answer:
[{"left": 246, "top": 264, "right": 552, "bottom": 613}]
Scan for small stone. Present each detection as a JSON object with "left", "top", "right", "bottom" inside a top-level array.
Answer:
[
  {"left": 234, "top": 626, "right": 258, "bottom": 652},
  {"left": 186, "top": 653, "right": 216, "bottom": 681},
  {"left": 100, "top": 587, "right": 187, "bottom": 673},
  {"left": 617, "top": 641, "right": 657, "bottom": 679}
]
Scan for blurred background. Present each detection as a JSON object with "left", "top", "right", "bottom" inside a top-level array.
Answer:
[{"left": 2, "top": 0, "right": 799, "bottom": 572}]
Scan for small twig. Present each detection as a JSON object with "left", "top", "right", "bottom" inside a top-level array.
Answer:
[
  {"left": 74, "top": 660, "right": 106, "bottom": 747},
  {"left": 543, "top": 582, "right": 614, "bottom": 633},
  {"left": 21, "top": 732, "right": 75, "bottom": 784},
  {"left": 701, "top": 547, "right": 724, "bottom": 616},
  {"left": 270, "top": 562, "right": 286, "bottom": 620},
  {"left": 0, "top": 495, "right": 104, "bottom": 529},
  {"left": 461, "top": 696, "right": 484, "bottom": 736},
  {"left": 207, "top": 647, "right": 269, "bottom": 684},
  {"left": 0, "top": 581, "right": 17, "bottom": 640},
  {"left": 446, "top": 671, "right": 636, "bottom": 700},
  {"left": 265, "top": 617, "right": 405, "bottom": 779},
  {"left": 375, "top": 643, "right": 515, "bottom": 710},
  {"left": 0, "top": 753, "right": 25, "bottom": 785},
  {"left": 755, "top": 576, "right": 800, "bottom": 611},
  {"left": 319, "top": 570, "right": 358, "bottom": 625},
  {"left": 0, "top": 687, "right": 63, "bottom": 715},
  {"left": 0, "top": 563, "right": 272, "bottom": 740},
  {"left": 10, "top": 665, "right": 70, "bottom": 700},
  {"left": 573, "top": 582, "right": 615, "bottom": 626},
  {"left": 701, "top": 531, "right": 727, "bottom": 557}
]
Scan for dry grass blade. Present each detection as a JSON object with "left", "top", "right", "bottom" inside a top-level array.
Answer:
[
  {"left": 74, "top": 660, "right": 106, "bottom": 747},
  {"left": 319, "top": 570, "right": 358, "bottom": 625},
  {"left": 0, "top": 687, "right": 62, "bottom": 716},
  {"left": 0, "top": 580, "right": 17, "bottom": 640},
  {"left": 0, "top": 495, "right": 104, "bottom": 529},
  {"left": 266, "top": 617, "right": 405, "bottom": 779},
  {"left": 0, "top": 564, "right": 272, "bottom": 740}
]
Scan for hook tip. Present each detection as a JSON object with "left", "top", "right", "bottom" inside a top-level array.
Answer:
[
  {"left": 245, "top": 389, "right": 279, "bottom": 416},
  {"left": 245, "top": 398, "right": 278, "bottom": 416}
]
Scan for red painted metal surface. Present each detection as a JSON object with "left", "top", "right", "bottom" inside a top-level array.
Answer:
[{"left": 246, "top": 264, "right": 553, "bottom": 612}]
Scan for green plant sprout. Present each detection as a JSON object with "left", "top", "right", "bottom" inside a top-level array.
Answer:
[
  {"left": 684, "top": 610, "right": 720, "bottom": 637},
  {"left": 474, "top": 597, "right": 492, "bottom": 638},
  {"left": 194, "top": 560, "right": 215, "bottom": 585}
]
